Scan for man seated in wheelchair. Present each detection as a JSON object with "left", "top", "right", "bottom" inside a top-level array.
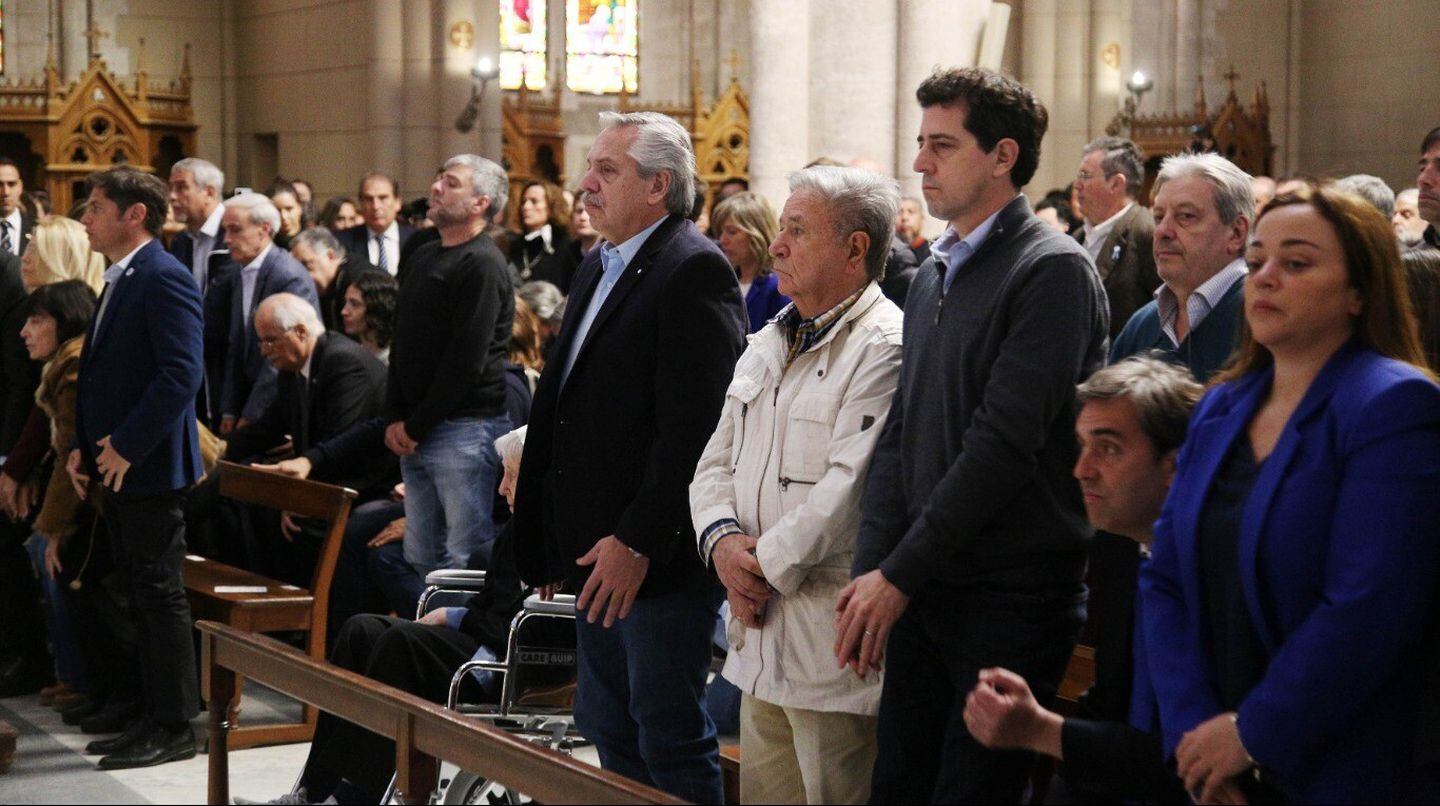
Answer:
[{"left": 243, "top": 426, "right": 575, "bottom": 805}]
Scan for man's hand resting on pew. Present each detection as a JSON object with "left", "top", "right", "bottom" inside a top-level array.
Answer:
[{"left": 252, "top": 456, "right": 313, "bottom": 479}]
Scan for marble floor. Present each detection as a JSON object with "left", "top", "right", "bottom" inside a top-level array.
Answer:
[{"left": 0, "top": 686, "right": 310, "bottom": 804}]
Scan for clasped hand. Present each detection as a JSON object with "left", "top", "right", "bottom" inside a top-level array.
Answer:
[
  {"left": 575, "top": 535, "right": 649, "bottom": 628},
  {"left": 712, "top": 533, "right": 769, "bottom": 629},
  {"left": 833, "top": 569, "right": 909, "bottom": 679},
  {"left": 67, "top": 438, "right": 130, "bottom": 498},
  {"left": 1176, "top": 712, "right": 1253, "bottom": 805}
]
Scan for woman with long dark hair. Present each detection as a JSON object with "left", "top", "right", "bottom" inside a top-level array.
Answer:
[
  {"left": 508, "top": 181, "right": 577, "bottom": 292},
  {"left": 1143, "top": 186, "right": 1440, "bottom": 803},
  {"left": 341, "top": 269, "right": 399, "bottom": 364}
]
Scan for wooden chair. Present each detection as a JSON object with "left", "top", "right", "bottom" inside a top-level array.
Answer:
[{"left": 184, "top": 461, "right": 357, "bottom": 749}]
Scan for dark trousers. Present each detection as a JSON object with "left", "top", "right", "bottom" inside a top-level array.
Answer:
[
  {"left": 869, "top": 564, "right": 1086, "bottom": 804},
  {"left": 574, "top": 587, "right": 724, "bottom": 804},
  {"left": 302, "top": 614, "right": 479, "bottom": 800},
  {"left": 327, "top": 499, "right": 407, "bottom": 649},
  {"left": 100, "top": 488, "right": 199, "bottom": 724}
]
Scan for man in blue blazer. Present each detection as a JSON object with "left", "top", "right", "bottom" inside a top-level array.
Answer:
[
  {"left": 217, "top": 192, "right": 320, "bottom": 432},
  {"left": 70, "top": 167, "right": 205, "bottom": 769}
]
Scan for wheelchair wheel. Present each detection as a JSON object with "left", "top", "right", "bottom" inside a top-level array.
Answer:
[{"left": 441, "top": 771, "right": 532, "bottom": 805}]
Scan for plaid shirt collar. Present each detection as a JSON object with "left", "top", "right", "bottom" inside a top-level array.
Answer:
[{"left": 778, "top": 284, "right": 868, "bottom": 368}]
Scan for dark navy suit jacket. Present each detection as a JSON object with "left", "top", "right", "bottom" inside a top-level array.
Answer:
[
  {"left": 168, "top": 227, "right": 238, "bottom": 424},
  {"left": 1141, "top": 342, "right": 1440, "bottom": 802},
  {"left": 75, "top": 238, "right": 204, "bottom": 497},
  {"left": 222, "top": 245, "right": 320, "bottom": 423}
]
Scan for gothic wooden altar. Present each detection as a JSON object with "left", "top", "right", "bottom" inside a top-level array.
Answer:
[
  {"left": 1118, "top": 67, "right": 1274, "bottom": 201},
  {"left": 0, "top": 41, "right": 197, "bottom": 213},
  {"left": 501, "top": 56, "right": 751, "bottom": 222}
]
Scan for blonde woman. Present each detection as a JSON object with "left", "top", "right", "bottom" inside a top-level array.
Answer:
[
  {"left": 20, "top": 217, "right": 105, "bottom": 293},
  {"left": 712, "top": 191, "right": 789, "bottom": 333}
]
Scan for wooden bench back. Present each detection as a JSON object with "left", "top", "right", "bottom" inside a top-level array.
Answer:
[{"left": 216, "top": 461, "right": 357, "bottom": 633}]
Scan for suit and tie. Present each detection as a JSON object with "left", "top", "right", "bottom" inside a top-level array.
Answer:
[
  {"left": 513, "top": 213, "right": 746, "bottom": 802},
  {"left": 221, "top": 244, "right": 321, "bottom": 424},
  {"left": 1142, "top": 342, "right": 1440, "bottom": 802},
  {"left": 75, "top": 237, "right": 205, "bottom": 726},
  {"left": 225, "top": 331, "right": 392, "bottom": 498},
  {"left": 1079, "top": 202, "right": 1159, "bottom": 338},
  {"left": 169, "top": 222, "right": 239, "bottom": 425},
  {"left": 0, "top": 211, "right": 33, "bottom": 260},
  {"left": 335, "top": 221, "right": 416, "bottom": 281}
]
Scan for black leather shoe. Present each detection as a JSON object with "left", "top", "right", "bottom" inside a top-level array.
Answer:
[
  {"left": 97, "top": 723, "right": 196, "bottom": 770},
  {"left": 60, "top": 697, "right": 103, "bottom": 725},
  {"left": 81, "top": 700, "right": 141, "bottom": 734},
  {"left": 85, "top": 717, "right": 150, "bottom": 755}
]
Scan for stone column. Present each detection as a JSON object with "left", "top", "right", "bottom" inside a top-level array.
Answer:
[
  {"left": 400, "top": 0, "right": 438, "bottom": 196},
  {"left": 1174, "top": 0, "right": 1201, "bottom": 112},
  {"left": 473, "top": 0, "right": 503, "bottom": 161},
  {"left": 747, "top": 0, "right": 810, "bottom": 205},
  {"left": 368, "top": 0, "right": 407, "bottom": 182},
  {"left": 809, "top": 0, "right": 897, "bottom": 174},
  {"left": 896, "top": 0, "right": 989, "bottom": 205}
]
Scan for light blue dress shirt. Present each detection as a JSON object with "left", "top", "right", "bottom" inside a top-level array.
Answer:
[
  {"left": 928, "top": 200, "right": 1009, "bottom": 294},
  {"left": 560, "top": 214, "right": 669, "bottom": 387}
]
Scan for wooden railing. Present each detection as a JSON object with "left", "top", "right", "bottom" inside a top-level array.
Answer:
[{"left": 198, "top": 621, "right": 683, "bottom": 805}]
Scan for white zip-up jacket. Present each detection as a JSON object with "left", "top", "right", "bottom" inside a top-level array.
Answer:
[{"left": 690, "top": 282, "right": 902, "bottom": 714}]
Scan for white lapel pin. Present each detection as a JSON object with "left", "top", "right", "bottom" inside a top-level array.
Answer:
[{"left": 125, "top": 267, "right": 135, "bottom": 276}]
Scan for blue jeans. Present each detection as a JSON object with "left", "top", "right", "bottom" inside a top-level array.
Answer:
[
  {"left": 25, "top": 533, "right": 87, "bottom": 689},
  {"left": 574, "top": 587, "right": 724, "bottom": 803},
  {"left": 400, "top": 415, "right": 508, "bottom": 575}
]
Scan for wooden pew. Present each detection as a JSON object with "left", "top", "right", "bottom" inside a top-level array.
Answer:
[
  {"left": 184, "top": 461, "right": 356, "bottom": 749},
  {"left": 198, "top": 621, "right": 682, "bottom": 805}
]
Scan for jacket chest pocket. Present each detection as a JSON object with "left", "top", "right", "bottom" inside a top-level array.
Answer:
[
  {"left": 725, "top": 376, "right": 765, "bottom": 473},
  {"left": 780, "top": 393, "right": 840, "bottom": 483}
]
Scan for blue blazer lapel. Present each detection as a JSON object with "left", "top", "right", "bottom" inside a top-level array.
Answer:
[
  {"left": 579, "top": 218, "right": 679, "bottom": 352},
  {"left": 1236, "top": 341, "right": 1363, "bottom": 653},
  {"left": 89, "top": 240, "right": 158, "bottom": 356},
  {"left": 1174, "top": 371, "right": 1271, "bottom": 627}
]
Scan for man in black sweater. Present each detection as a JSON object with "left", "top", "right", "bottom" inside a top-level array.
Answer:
[
  {"left": 384, "top": 154, "right": 514, "bottom": 578},
  {"left": 837, "top": 68, "right": 1109, "bottom": 802},
  {"left": 963, "top": 357, "right": 1200, "bottom": 804}
]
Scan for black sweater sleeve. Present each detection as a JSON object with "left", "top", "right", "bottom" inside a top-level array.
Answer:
[{"left": 1060, "top": 718, "right": 1188, "bottom": 803}]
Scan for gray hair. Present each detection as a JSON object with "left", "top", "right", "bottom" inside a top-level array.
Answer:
[
  {"left": 258, "top": 292, "right": 325, "bottom": 335},
  {"left": 444, "top": 154, "right": 509, "bottom": 220},
  {"left": 1153, "top": 153, "right": 1255, "bottom": 228},
  {"left": 786, "top": 165, "right": 902, "bottom": 281},
  {"left": 1336, "top": 174, "right": 1396, "bottom": 219},
  {"left": 598, "top": 111, "right": 697, "bottom": 217},
  {"left": 171, "top": 157, "right": 224, "bottom": 194},
  {"left": 291, "top": 225, "right": 341, "bottom": 257},
  {"left": 1076, "top": 356, "right": 1203, "bottom": 456},
  {"left": 1082, "top": 137, "right": 1146, "bottom": 197},
  {"left": 494, "top": 425, "right": 528, "bottom": 465},
  {"left": 224, "top": 192, "right": 281, "bottom": 235},
  {"left": 518, "top": 280, "right": 564, "bottom": 328}
]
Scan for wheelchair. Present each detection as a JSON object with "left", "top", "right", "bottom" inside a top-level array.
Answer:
[{"left": 378, "top": 568, "right": 585, "bottom": 805}]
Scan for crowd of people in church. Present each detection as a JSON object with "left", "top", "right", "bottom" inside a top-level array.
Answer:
[{"left": 0, "top": 62, "right": 1437, "bottom": 805}]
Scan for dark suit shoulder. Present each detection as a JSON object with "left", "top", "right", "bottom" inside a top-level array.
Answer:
[{"left": 316, "top": 330, "right": 386, "bottom": 373}]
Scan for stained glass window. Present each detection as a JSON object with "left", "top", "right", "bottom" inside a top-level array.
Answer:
[
  {"left": 566, "top": 0, "right": 638, "bottom": 95},
  {"left": 500, "top": 0, "right": 547, "bottom": 90}
]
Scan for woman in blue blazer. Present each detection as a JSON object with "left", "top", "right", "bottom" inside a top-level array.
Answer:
[
  {"left": 1142, "top": 185, "right": 1440, "bottom": 803},
  {"left": 712, "top": 191, "right": 789, "bottom": 333}
]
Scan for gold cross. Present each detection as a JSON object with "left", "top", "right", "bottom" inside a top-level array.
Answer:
[
  {"left": 1223, "top": 65, "right": 1241, "bottom": 94},
  {"left": 84, "top": 22, "right": 110, "bottom": 60},
  {"left": 725, "top": 49, "right": 742, "bottom": 81}
]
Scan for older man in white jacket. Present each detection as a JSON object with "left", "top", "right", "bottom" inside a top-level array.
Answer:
[{"left": 690, "top": 165, "right": 903, "bottom": 804}]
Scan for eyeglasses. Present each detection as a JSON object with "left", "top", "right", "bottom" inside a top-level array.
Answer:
[{"left": 258, "top": 326, "right": 296, "bottom": 348}]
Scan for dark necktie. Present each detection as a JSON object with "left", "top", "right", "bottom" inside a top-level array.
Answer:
[
  {"left": 375, "top": 233, "right": 388, "bottom": 274},
  {"left": 1, "top": 221, "right": 11, "bottom": 254}
]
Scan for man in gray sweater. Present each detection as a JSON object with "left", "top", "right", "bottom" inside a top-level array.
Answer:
[{"left": 835, "top": 67, "right": 1109, "bottom": 802}]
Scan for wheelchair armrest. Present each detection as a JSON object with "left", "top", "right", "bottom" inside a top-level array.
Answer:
[
  {"left": 424, "top": 569, "right": 488, "bottom": 589},
  {"left": 523, "top": 593, "right": 577, "bottom": 618}
]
